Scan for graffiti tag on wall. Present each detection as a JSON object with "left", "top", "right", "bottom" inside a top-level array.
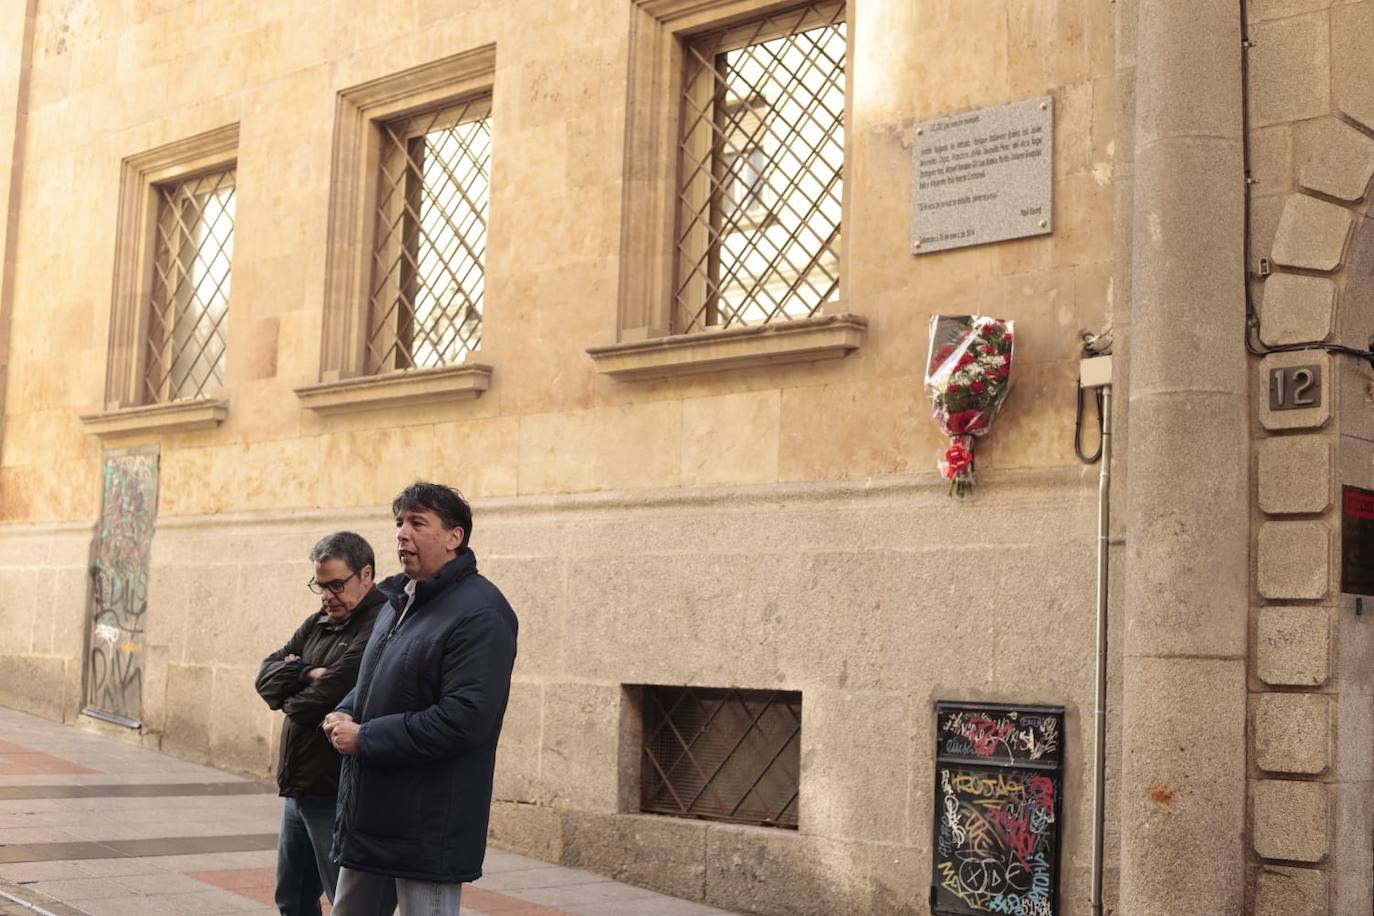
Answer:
[
  {"left": 931, "top": 702, "right": 1064, "bottom": 916},
  {"left": 84, "top": 451, "right": 159, "bottom": 726}
]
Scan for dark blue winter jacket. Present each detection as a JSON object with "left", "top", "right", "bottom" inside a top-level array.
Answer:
[{"left": 330, "top": 549, "right": 518, "bottom": 883}]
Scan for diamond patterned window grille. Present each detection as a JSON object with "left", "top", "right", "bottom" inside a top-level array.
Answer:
[
  {"left": 675, "top": 1, "right": 845, "bottom": 333},
  {"left": 640, "top": 686, "right": 801, "bottom": 829},
  {"left": 367, "top": 95, "right": 491, "bottom": 374},
  {"left": 142, "top": 168, "right": 235, "bottom": 403}
]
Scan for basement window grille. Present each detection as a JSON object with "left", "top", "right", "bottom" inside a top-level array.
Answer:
[
  {"left": 366, "top": 95, "right": 491, "bottom": 374},
  {"left": 640, "top": 686, "right": 801, "bottom": 829},
  {"left": 143, "top": 168, "right": 235, "bottom": 403},
  {"left": 674, "top": 1, "right": 845, "bottom": 333}
]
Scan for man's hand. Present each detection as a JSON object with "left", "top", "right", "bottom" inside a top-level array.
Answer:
[
  {"left": 322, "top": 711, "right": 353, "bottom": 735},
  {"left": 327, "top": 719, "right": 360, "bottom": 756},
  {"left": 284, "top": 654, "right": 300, "bottom": 663},
  {"left": 306, "top": 667, "right": 327, "bottom": 682}
]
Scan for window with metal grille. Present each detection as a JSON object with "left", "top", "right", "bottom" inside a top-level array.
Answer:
[
  {"left": 367, "top": 95, "right": 491, "bottom": 374},
  {"left": 640, "top": 686, "right": 801, "bottom": 829},
  {"left": 675, "top": 1, "right": 845, "bottom": 333},
  {"left": 142, "top": 168, "right": 235, "bottom": 403}
]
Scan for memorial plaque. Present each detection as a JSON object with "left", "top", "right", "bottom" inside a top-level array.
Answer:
[
  {"left": 931, "top": 701, "right": 1064, "bottom": 916},
  {"left": 912, "top": 96, "right": 1054, "bottom": 255},
  {"left": 1341, "top": 485, "right": 1374, "bottom": 597}
]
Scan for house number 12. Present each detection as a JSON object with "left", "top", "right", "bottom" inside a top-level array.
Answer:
[{"left": 1269, "top": 364, "right": 1322, "bottom": 411}]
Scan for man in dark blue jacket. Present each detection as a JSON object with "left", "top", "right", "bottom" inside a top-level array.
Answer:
[{"left": 323, "top": 482, "right": 517, "bottom": 916}]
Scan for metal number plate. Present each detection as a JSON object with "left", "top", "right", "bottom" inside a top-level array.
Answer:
[{"left": 1269, "top": 364, "right": 1322, "bottom": 411}]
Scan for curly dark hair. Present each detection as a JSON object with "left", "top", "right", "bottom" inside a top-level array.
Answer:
[{"left": 391, "top": 482, "right": 473, "bottom": 549}]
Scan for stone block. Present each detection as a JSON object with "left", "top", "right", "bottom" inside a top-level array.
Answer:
[
  {"left": 1257, "top": 521, "right": 1331, "bottom": 600},
  {"left": 1117, "top": 658, "right": 1246, "bottom": 912},
  {"left": 539, "top": 682, "right": 625, "bottom": 812},
  {"left": 478, "top": 555, "right": 564, "bottom": 679},
  {"left": 1257, "top": 606, "right": 1331, "bottom": 687},
  {"left": 1249, "top": 13, "right": 1330, "bottom": 127},
  {"left": 1295, "top": 117, "right": 1374, "bottom": 202},
  {"left": 1270, "top": 194, "right": 1355, "bottom": 272},
  {"left": 1132, "top": 4, "right": 1242, "bottom": 148},
  {"left": 1258, "top": 274, "right": 1335, "bottom": 347},
  {"left": 863, "top": 843, "right": 927, "bottom": 916},
  {"left": 431, "top": 416, "right": 520, "bottom": 499},
  {"left": 1250, "top": 124, "right": 1292, "bottom": 196},
  {"left": 1334, "top": 1, "right": 1374, "bottom": 133},
  {"left": 1250, "top": 0, "right": 1334, "bottom": 22},
  {"left": 800, "top": 690, "right": 911, "bottom": 844},
  {"left": 1255, "top": 865, "right": 1326, "bottom": 916},
  {"left": 159, "top": 663, "right": 213, "bottom": 763},
  {"left": 1259, "top": 351, "right": 1332, "bottom": 432},
  {"left": 1122, "top": 392, "right": 1250, "bottom": 659},
  {"left": 561, "top": 811, "right": 707, "bottom": 901},
  {"left": 1252, "top": 779, "right": 1329, "bottom": 862},
  {"left": 1258, "top": 434, "right": 1331, "bottom": 514},
  {"left": 1337, "top": 214, "right": 1374, "bottom": 348},
  {"left": 1330, "top": 777, "right": 1374, "bottom": 911},
  {"left": 0, "top": 654, "right": 67, "bottom": 721},
  {"left": 487, "top": 800, "right": 563, "bottom": 863},
  {"left": 493, "top": 680, "right": 543, "bottom": 803},
  {"left": 703, "top": 824, "right": 867, "bottom": 916},
  {"left": 516, "top": 402, "right": 683, "bottom": 495},
  {"left": 681, "top": 390, "right": 781, "bottom": 487},
  {"left": 1130, "top": 136, "right": 1247, "bottom": 397},
  {"left": 208, "top": 666, "right": 273, "bottom": 777},
  {"left": 1252, "top": 692, "right": 1330, "bottom": 775}
]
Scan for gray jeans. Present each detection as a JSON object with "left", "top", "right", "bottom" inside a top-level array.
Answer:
[{"left": 330, "top": 866, "right": 463, "bottom": 916}]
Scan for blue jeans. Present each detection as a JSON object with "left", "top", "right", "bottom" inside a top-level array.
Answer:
[
  {"left": 331, "top": 866, "right": 463, "bottom": 916},
  {"left": 275, "top": 795, "right": 339, "bottom": 915}
]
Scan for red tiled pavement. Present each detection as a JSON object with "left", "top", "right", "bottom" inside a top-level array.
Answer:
[
  {"left": 188, "top": 867, "right": 573, "bottom": 916},
  {"left": 0, "top": 740, "right": 99, "bottom": 776}
]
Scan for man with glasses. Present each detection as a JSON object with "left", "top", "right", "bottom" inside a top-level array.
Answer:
[{"left": 256, "top": 531, "right": 385, "bottom": 916}]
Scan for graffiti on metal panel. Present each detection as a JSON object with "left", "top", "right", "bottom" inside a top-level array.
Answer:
[
  {"left": 934, "top": 765, "right": 1058, "bottom": 915},
  {"left": 932, "top": 703, "right": 1063, "bottom": 916},
  {"left": 85, "top": 452, "right": 158, "bottom": 725},
  {"left": 936, "top": 707, "right": 1061, "bottom": 766}
]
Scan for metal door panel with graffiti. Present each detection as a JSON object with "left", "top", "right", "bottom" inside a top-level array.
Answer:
[
  {"left": 84, "top": 449, "right": 159, "bottom": 727},
  {"left": 931, "top": 701, "right": 1064, "bottom": 916}
]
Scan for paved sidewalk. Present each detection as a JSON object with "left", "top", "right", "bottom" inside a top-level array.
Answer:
[{"left": 0, "top": 706, "right": 735, "bottom": 916}]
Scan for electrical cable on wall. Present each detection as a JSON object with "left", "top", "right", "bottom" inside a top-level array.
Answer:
[{"left": 1075, "top": 329, "right": 1112, "bottom": 465}]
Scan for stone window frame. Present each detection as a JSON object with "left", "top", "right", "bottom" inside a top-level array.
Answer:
[
  {"left": 586, "top": 0, "right": 864, "bottom": 382},
  {"left": 81, "top": 125, "right": 239, "bottom": 440},
  {"left": 295, "top": 46, "right": 497, "bottom": 416}
]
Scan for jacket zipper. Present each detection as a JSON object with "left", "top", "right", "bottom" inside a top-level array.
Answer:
[{"left": 357, "top": 600, "right": 412, "bottom": 721}]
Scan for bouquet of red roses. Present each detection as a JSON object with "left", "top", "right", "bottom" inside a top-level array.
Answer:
[{"left": 924, "top": 315, "right": 1015, "bottom": 497}]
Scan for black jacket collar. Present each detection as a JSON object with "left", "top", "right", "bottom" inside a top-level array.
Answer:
[
  {"left": 380, "top": 549, "right": 478, "bottom": 615},
  {"left": 317, "top": 585, "right": 387, "bottom": 633}
]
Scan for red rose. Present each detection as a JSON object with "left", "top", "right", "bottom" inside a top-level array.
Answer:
[
  {"left": 943, "top": 440, "right": 974, "bottom": 478},
  {"left": 946, "top": 410, "right": 987, "bottom": 434},
  {"left": 957, "top": 352, "right": 976, "bottom": 368},
  {"left": 970, "top": 381, "right": 986, "bottom": 393},
  {"left": 947, "top": 384, "right": 961, "bottom": 393}
]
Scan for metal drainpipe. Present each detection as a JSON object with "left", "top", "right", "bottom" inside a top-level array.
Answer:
[{"left": 1090, "top": 379, "right": 1112, "bottom": 916}]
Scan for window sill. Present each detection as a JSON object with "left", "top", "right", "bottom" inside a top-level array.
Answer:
[
  {"left": 586, "top": 312, "right": 866, "bottom": 381},
  {"left": 79, "top": 399, "right": 229, "bottom": 439},
  {"left": 294, "top": 363, "right": 493, "bottom": 415}
]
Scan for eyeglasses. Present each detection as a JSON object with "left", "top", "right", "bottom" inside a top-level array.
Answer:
[{"left": 307, "top": 571, "right": 360, "bottom": 595}]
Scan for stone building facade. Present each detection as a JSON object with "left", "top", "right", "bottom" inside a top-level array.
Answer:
[{"left": 0, "top": 1, "right": 1368, "bottom": 915}]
